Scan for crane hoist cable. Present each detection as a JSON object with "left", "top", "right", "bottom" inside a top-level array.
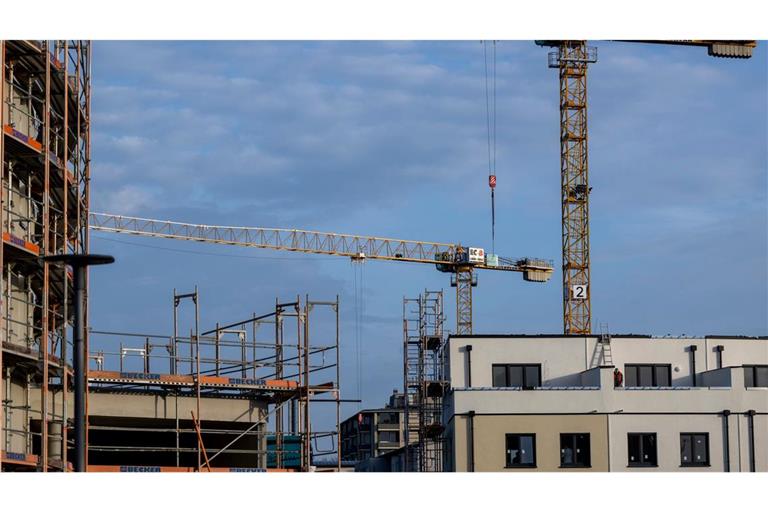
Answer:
[{"left": 483, "top": 40, "right": 498, "bottom": 254}]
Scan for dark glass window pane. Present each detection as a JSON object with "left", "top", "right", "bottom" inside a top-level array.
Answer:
[
  {"left": 655, "top": 366, "right": 671, "bottom": 387},
  {"left": 693, "top": 434, "right": 708, "bottom": 464},
  {"left": 680, "top": 434, "right": 692, "bottom": 464},
  {"left": 639, "top": 366, "right": 653, "bottom": 386},
  {"left": 561, "top": 433, "right": 590, "bottom": 467},
  {"left": 561, "top": 435, "right": 575, "bottom": 465},
  {"left": 643, "top": 434, "right": 657, "bottom": 465},
  {"left": 575, "top": 434, "right": 591, "bottom": 466},
  {"left": 629, "top": 433, "right": 657, "bottom": 466},
  {"left": 524, "top": 366, "right": 540, "bottom": 388},
  {"left": 507, "top": 434, "right": 535, "bottom": 466},
  {"left": 628, "top": 434, "right": 641, "bottom": 464},
  {"left": 506, "top": 435, "right": 520, "bottom": 465},
  {"left": 745, "top": 367, "right": 755, "bottom": 387},
  {"left": 508, "top": 366, "right": 524, "bottom": 387},
  {"left": 519, "top": 435, "right": 535, "bottom": 465},
  {"left": 379, "top": 431, "right": 399, "bottom": 443},
  {"left": 492, "top": 366, "right": 507, "bottom": 387},
  {"left": 756, "top": 366, "right": 768, "bottom": 387},
  {"left": 625, "top": 366, "right": 637, "bottom": 387}
]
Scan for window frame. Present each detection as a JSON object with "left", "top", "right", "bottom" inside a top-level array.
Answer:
[
  {"left": 492, "top": 364, "right": 542, "bottom": 389},
  {"left": 377, "top": 411, "right": 399, "bottom": 425},
  {"left": 627, "top": 432, "right": 658, "bottom": 468},
  {"left": 505, "top": 433, "right": 537, "bottom": 468},
  {"left": 559, "top": 433, "right": 592, "bottom": 468},
  {"left": 624, "top": 364, "right": 672, "bottom": 387},
  {"left": 378, "top": 430, "right": 400, "bottom": 444},
  {"left": 744, "top": 365, "right": 768, "bottom": 388},
  {"left": 680, "top": 432, "right": 710, "bottom": 467}
]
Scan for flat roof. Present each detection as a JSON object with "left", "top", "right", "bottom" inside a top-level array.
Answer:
[
  {"left": 449, "top": 334, "right": 651, "bottom": 339},
  {"left": 449, "top": 334, "right": 767, "bottom": 340}
]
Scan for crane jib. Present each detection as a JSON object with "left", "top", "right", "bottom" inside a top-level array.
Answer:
[{"left": 88, "top": 212, "right": 554, "bottom": 280}]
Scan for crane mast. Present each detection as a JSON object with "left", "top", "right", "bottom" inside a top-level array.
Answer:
[
  {"left": 537, "top": 39, "right": 756, "bottom": 335},
  {"left": 89, "top": 212, "right": 554, "bottom": 334},
  {"left": 548, "top": 40, "right": 596, "bottom": 336}
]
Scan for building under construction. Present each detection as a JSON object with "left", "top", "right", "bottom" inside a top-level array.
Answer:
[
  {"left": 86, "top": 291, "right": 341, "bottom": 472},
  {"left": 1, "top": 40, "right": 91, "bottom": 472},
  {"left": 1, "top": 38, "right": 763, "bottom": 474}
]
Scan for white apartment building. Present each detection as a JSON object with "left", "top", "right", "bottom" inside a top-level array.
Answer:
[{"left": 443, "top": 334, "right": 767, "bottom": 472}]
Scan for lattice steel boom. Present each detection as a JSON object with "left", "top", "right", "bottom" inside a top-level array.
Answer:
[{"left": 89, "top": 212, "right": 554, "bottom": 334}]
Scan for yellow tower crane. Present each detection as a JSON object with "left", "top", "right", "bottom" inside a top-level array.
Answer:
[
  {"left": 535, "top": 39, "right": 757, "bottom": 335},
  {"left": 88, "top": 213, "right": 554, "bottom": 334}
]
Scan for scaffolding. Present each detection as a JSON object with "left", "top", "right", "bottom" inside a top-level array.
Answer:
[
  {"left": 1, "top": 40, "right": 90, "bottom": 472},
  {"left": 403, "top": 290, "right": 446, "bottom": 472},
  {"left": 85, "top": 290, "right": 341, "bottom": 472}
]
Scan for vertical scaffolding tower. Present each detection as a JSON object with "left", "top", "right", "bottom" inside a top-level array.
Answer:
[
  {"left": 1, "top": 40, "right": 90, "bottom": 472},
  {"left": 403, "top": 290, "right": 446, "bottom": 472}
]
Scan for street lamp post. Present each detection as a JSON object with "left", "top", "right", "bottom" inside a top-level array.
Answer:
[{"left": 43, "top": 254, "right": 114, "bottom": 472}]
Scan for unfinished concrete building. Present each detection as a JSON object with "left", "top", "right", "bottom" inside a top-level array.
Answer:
[
  {"left": 84, "top": 292, "right": 342, "bottom": 472},
  {"left": 1, "top": 40, "right": 91, "bottom": 471}
]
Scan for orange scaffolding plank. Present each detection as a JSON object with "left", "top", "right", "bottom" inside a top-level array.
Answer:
[
  {"left": 3, "top": 232, "right": 41, "bottom": 255},
  {"left": 1, "top": 451, "right": 39, "bottom": 467},
  {"left": 87, "top": 465, "right": 293, "bottom": 473},
  {"left": 3, "top": 124, "right": 43, "bottom": 151}
]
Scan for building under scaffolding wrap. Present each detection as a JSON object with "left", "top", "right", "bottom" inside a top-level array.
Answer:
[
  {"left": 1, "top": 40, "right": 91, "bottom": 472},
  {"left": 403, "top": 291, "right": 447, "bottom": 472},
  {"left": 85, "top": 291, "right": 341, "bottom": 472}
]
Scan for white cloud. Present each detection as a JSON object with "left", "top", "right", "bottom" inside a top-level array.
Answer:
[
  {"left": 95, "top": 185, "right": 155, "bottom": 215},
  {"left": 109, "top": 134, "right": 154, "bottom": 152}
]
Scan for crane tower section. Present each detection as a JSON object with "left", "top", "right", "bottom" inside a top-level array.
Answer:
[{"left": 549, "top": 41, "right": 597, "bottom": 335}]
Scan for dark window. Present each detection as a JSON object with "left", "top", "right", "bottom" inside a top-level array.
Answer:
[
  {"left": 492, "top": 364, "right": 541, "bottom": 388},
  {"left": 524, "top": 366, "right": 540, "bottom": 388},
  {"left": 379, "top": 431, "right": 400, "bottom": 443},
  {"left": 744, "top": 365, "right": 768, "bottom": 388},
  {"left": 378, "top": 412, "right": 399, "bottom": 425},
  {"left": 654, "top": 365, "right": 671, "bottom": 386},
  {"left": 639, "top": 366, "right": 653, "bottom": 386},
  {"left": 625, "top": 364, "right": 672, "bottom": 387},
  {"left": 492, "top": 365, "right": 506, "bottom": 387},
  {"left": 506, "top": 434, "right": 536, "bottom": 468},
  {"left": 560, "top": 433, "right": 591, "bottom": 468},
  {"left": 509, "top": 366, "right": 524, "bottom": 387},
  {"left": 680, "top": 433, "right": 709, "bottom": 466},
  {"left": 627, "top": 433, "right": 657, "bottom": 467},
  {"left": 625, "top": 366, "right": 637, "bottom": 387}
]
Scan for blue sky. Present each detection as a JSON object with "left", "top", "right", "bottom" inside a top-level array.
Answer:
[{"left": 88, "top": 41, "right": 767, "bottom": 422}]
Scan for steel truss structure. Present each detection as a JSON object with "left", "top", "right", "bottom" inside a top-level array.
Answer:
[
  {"left": 86, "top": 290, "right": 341, "bottom": 472},
  {"left": 1, "top": 40, "right": 90, "bottom": 472},
  {"left": 537, "top": 39, "right": 756, "bottom": 335},
  {"left": 550, "top": 41, "right": 595, "bottom": 336},
  {"left": 89, "top": 212, "right": 554, "bottom": 336},
  {"left": 403, "top": 290, "right": 446, "bottom": 472}
]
